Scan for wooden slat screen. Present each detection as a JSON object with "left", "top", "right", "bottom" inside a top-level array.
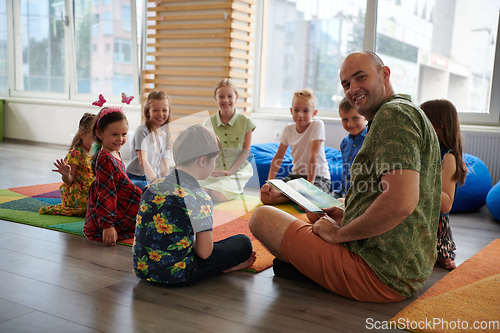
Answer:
[{"left": 142, "top": 0, "right": 255, "bottom": 137}]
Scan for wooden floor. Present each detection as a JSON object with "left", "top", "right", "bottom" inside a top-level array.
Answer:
[{"left": 0, "top": 140, "right": 499, "bottom": 333}]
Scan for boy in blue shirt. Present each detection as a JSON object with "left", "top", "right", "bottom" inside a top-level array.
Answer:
[
  {"left": 133, "top": 124, "right": 256, "bottom": 286},
  {"left": 334, "top": 97, "right": 367, "bottom": 198}
]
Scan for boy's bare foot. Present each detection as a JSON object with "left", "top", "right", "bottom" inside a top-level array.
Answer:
[
  {"left": 437, "top": 258, "right": 457, "bottom": 270},
  {"left": 223, "top": 251, "right": 257, "bottom": 273}
]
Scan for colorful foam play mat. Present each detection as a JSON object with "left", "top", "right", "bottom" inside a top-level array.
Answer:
[{"left": 0, "top": 182, "right": 295, "bottom": 273}]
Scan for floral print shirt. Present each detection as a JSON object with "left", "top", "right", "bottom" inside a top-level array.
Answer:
[{"left": 133, "top": 169, "right": 213, "bottom": 284}]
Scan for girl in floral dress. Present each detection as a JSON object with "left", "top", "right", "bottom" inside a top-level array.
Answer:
[{"left": 40, "top": 113, "right": 96, "bottom": 216}]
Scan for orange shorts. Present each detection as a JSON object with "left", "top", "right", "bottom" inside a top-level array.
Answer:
[{"left": 281, "top": 219, "right": 406, "bottom": 303}]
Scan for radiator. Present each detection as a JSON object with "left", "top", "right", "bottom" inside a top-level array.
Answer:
[{"left": 461, "top": 128, "right": 500, "bottom": 185}]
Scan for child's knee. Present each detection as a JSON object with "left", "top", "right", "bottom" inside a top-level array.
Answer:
[
  {"left": 210, "top": 190, "right": 228, "bottom": 202},
  {"left": 236, "top": 234, "right": 253, "bottom": 257}
]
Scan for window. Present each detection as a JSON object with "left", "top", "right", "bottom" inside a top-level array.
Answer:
[
  {"left": 102, "top": 11, "right": 113, "bottom": 36},
  {"left": 257, "top": 0, "right": 368, "bottom": 113},
  {"left": 113, "top": 73, "right": 133, "bottom": 95},
  {"left": 256, "top": 0, "right": 500, "bottom": 124},
  {"left": 375, "top": 0, "right": 500, "bottom": 124},
  {"left": 74, "top": 2, "right": 134, "bottom": 96},
  {"left": 114, "top": 38, "right": 132, "bottom": 63},
  {"left": 2, "top": 0, "right": 141, "bottom": 100},
  {"left": 91, "top": 14, "right": 100, "bottom": 38},
  {"left": 122, "top": 5, "right": 131, "bottom": 31},
  {"left": 15, "top": 0, "right": 66, "bottom": 93},
  {"left": 0, "top": 0, "right": 7, "bottom": 93}
]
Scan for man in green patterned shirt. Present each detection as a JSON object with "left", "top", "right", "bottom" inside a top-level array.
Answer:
[{"left": 249, "top": 51, "right": 441, "bottom": 302}]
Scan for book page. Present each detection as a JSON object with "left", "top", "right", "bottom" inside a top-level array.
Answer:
[
  {"left": 266, "top": 179, "right": 324, "bottom": 213},
  {"left": 286, "top": 178, "right": 344, "bottom": 209}
]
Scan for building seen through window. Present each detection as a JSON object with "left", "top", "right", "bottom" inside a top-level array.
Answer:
[
  {"left": 0, "top": 0, "right": 7, "bottom": 94},
  {"left": 2, "top": 0, "right": 139, "bottom": 98},
  {"left": 75, "top": 0, "right": 134, "bottom": 95},
  {"left": 260, "top": 0, "right": 500, "bottom": 115}
]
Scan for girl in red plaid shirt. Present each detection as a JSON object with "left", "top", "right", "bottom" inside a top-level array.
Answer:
[{"left": 84, "top": 107, "right": 141, "bottom": 246}]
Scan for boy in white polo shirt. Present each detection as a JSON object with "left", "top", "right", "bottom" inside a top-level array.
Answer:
[{"left": 260, "top": 88, "right": 330, "bottom": 205}]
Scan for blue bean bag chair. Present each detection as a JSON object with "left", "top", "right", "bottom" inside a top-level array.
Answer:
[
  {"left": 451, "top": 153, "right": 492, "bottom": 213},
  {"left": 247, "top": 142, "right": 342, "bottom": 189},
  {"left": 486, "top": 181, "right": 500, "bottom": 221}
]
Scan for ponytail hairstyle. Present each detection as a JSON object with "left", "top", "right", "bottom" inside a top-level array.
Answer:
[
  {"left": 214, "top": 78, "right": 239, "bottom": 97},
  {"left": 420, "top": 99, "right": 467, "bottom": 186},
  {"left": 70, "top": 113, "right": 97, "bottom": 150},
  {"left": 91, "top": 107, "right": 128, "bottom": 175}
]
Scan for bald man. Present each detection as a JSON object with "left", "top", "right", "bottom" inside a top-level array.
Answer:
[{"left": 249, "top": 51, "right": 441, "bottom": 303}]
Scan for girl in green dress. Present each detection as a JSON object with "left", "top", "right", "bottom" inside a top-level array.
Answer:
[{"left": 199, "top": 79, "right": 256, "bottom": 202}]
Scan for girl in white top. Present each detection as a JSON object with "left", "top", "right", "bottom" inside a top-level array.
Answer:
[
  {"left": 260, "top": 88, "right": 330, "bottom": 205},
  {"left": 127, "top": 90, "right": 171, "bottom": 191}
]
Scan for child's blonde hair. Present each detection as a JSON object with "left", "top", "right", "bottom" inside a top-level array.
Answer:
[
  {"left": 214, "top": 78, "right": 239, "bottom": 97},
  {"left": 144, "top": 90, "right": 171, "bottom": 132},
  {"left": 293, "top": 88, "right": 316, "bottom": 107},
  {"left": 338, "top": 97, "right": 354, "bottom": 115},
  {"left": 70, "top": 113, "right": 96, "bottom": 150},
  {"left": 173, "top": 125, "right": 221, "bottom": 167}
]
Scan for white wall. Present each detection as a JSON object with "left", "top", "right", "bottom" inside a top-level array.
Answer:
[
  {"left": 3, "top": 99, "right": 500, "bottom": 184},
  {"left": 3, "top": 99, "right": 142, "bottom": 146},
  {"left": 4, "top": 98, "right": 498, "bottom": 154},
  {"left": 251, "top": 113, "right": 347, "bottom": 149}
]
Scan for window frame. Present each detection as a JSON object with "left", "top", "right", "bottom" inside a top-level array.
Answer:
[
  {"left": 253, "top": 0, "right": 500, "bottom": 125},
  {"left": 8, "top": 0, "right": 70, "bottom": 100},
  {"left": 2, "top": 0, "right": 141, "bottom": 106},
  {"left": 459, "top": 12, "right": 500, "bottom": 125}
]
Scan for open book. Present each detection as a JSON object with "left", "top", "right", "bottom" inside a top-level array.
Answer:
[{"left": 267, "top": 178, "right": 344, "bottom": 214}]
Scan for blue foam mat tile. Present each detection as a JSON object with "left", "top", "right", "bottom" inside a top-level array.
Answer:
[
  {"left": 48, "top": 221, "right": 85, "bottom": 235},
  {"left": 36, "top": 198, "right": 62, "bottom": 205},
  {"left": 0, "top": 197, "right": 48, "bottom": 213}
]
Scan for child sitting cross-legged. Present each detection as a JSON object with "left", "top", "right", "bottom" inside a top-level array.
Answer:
[
  {"left": 420, "top": 99, "right": 467, "bottom": 270},
  {"left": 84, "top": 104, "right": 141, "bottom": 246},
  {"left": 40, "top": 113, "right": 96, "bottom": 216},
  {"left": 133, "top": 124, "right": 256, "bottom": 286},
  {"left": 260, "top": 88, "right": 331, "bottom": 205}
]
